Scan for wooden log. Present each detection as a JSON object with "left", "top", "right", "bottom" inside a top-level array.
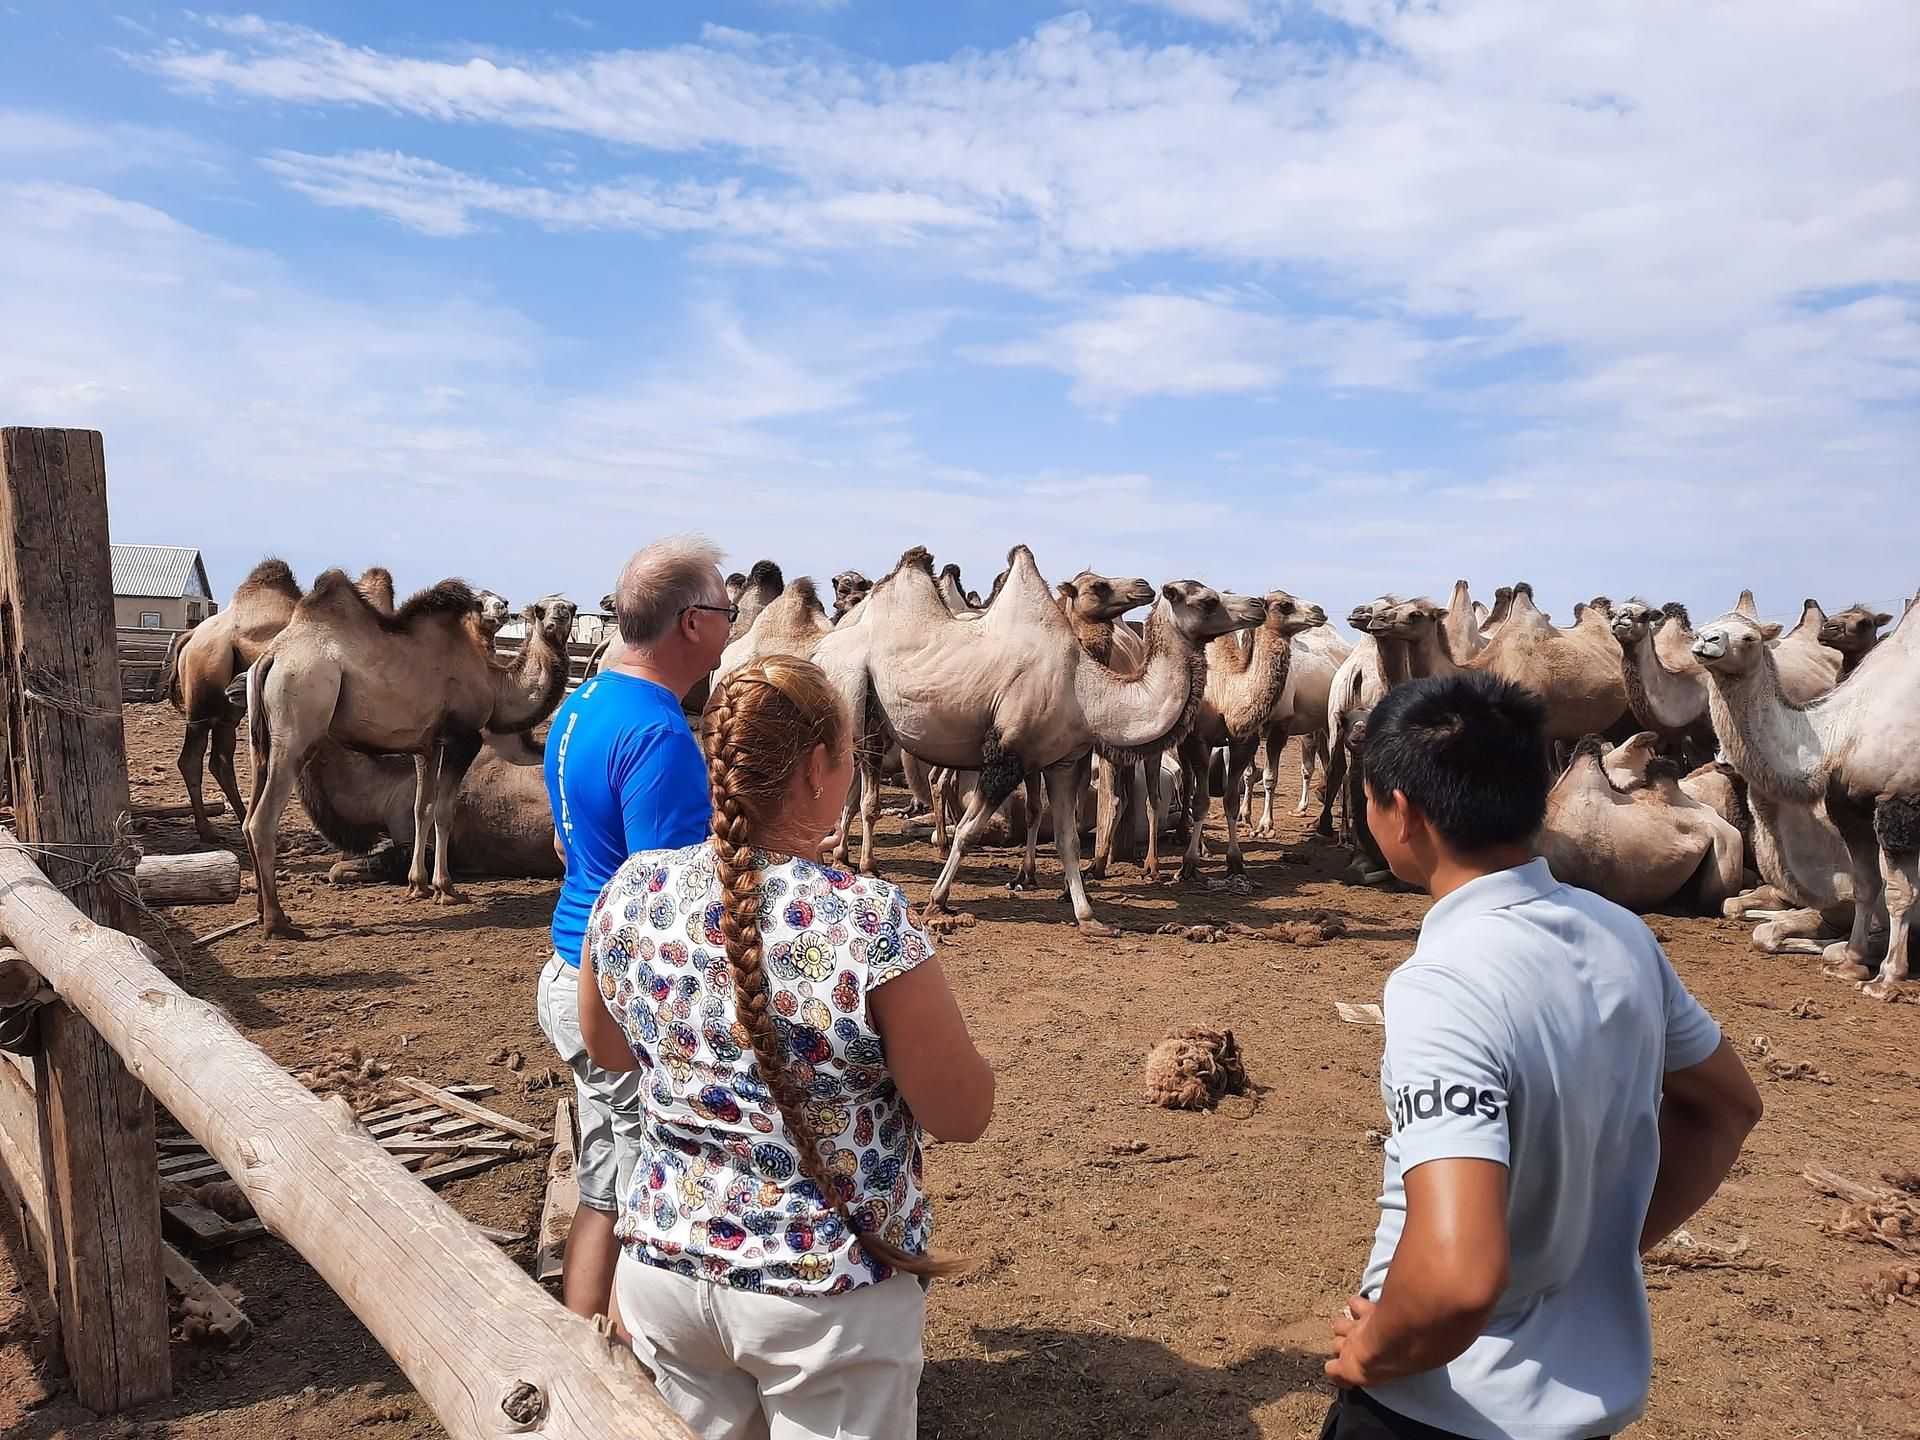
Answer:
[
  {"left": 391, "top": 1075, "right": 550, "bottom": 1144},
  {"left": 161, "top": 1242, "right": 253, "bottom": 1347},
  {"left": 192, "top": 916, "right": 257, "bottom": 947},
  {"left": 134, "top": 800, "right": 228, "bottom": 821},
  {"left": 0, "top": 1051, "right": 49, "bottom": 1263},
  {"left": 537, "top": 1096, "right": 579, "bottom": 1284},
  {"left": 0, "top": 832, "right": 694, "bottom": 1440},
  {"left": 134, "top": 850, "right": 241, "bottom": 906},
  {"left": 0, "top": 426, "right": 170, "bottom": 1410}
]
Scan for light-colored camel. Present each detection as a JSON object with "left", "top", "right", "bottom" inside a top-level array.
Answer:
[
  {"left": 244, "top": 576, "right": 577, "bottom": 937},
  {"left": 1443, "top": 579, "right": 1487, "bottom": 661},
  {"left": 716, "top": 576, "right": 835, "bottom": 680},
  {"left": 1246, "top": 621, "right": 1351, "bottom": 836},
  {"left": 1692, "top": 599, "right": 1920, "bottom": 997},
  {"left": 161, "top": 558, "right": 304, "bottom": 843},
  {"left": 730, "top": 560, "right": 785, "bottom": 641},
  {"left": 936, "top": 563, "right": 976, "bottom": 617},
  {"left": 812, "top": 546, "right": 1263, "bottom": 932},
  {"left": 1177, "top": 592, "right": 1326, "bottom": 880},
  {"left": 1819, "top": 603, "right": 1894, "bottom": 678},
  {"left": 1768, "top": 599, "right": 1845, "bottom": 703},
  {"left": 1537, "top": 741, "right": 1744, "bottom": 913},
  {"left": 299, "top": 728, "right": 563, "bottom": 884},
  {"left": 1608, "top": 601, "right": 1715, "bottom": 761},
  {"left": 1321, "top": 597, "right": 1409, "bottom": 841}
]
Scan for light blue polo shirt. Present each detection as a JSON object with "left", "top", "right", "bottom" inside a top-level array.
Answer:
[{"left": 1360, "top": 858, "right": 1722, "bottom": 1440}]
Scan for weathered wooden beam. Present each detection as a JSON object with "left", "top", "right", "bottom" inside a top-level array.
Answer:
[
  {"left": 0, "top": 426, "right": 170, "bottom": 1410},
  {"left": 133, "top": 799, "right": 228, "bottom": 821},
  {"left": 134, "top": 850, "right": 241, "bottom": 906},
  {"left": 0, "top": 1052, "right": 50, "bottom": 1263},
  {"left": 391, "top": 1075, "right": 550, "bottom": 1144},
  {"left": 161, "top": 1242, "right": 252, "bottom": 1347},
  {"left": 0, "top": 832, "right": 694, "bottom": 1440},
  {"left": 537, "top": 1095, "right": 579, "bottom": 1284}
]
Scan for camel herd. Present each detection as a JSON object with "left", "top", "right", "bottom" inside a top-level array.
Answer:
[{"left": 154, "top": 550, "right": 1916, "bottom": 1001}]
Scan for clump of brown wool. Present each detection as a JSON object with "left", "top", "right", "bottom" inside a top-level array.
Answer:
[{"left": 1144, "top": 1028, "right": 1249, "bottom": 1110}]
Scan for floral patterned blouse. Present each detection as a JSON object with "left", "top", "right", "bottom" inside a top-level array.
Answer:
[{"left": 586, "top": 841, "right": 937, "bottom": 1296}]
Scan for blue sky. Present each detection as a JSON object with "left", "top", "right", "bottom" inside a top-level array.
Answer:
[{"left": 2, "top": 1, "right": 1916, "bottom": 626}]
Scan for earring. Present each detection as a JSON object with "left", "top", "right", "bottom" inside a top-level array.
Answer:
[{"left": 812, "top": 786, "right": 823, "bottom": 799}]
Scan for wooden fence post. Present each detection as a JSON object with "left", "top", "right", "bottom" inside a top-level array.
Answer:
[{"left": 0, "top": 427, "right": 170, "bottom": 1409}]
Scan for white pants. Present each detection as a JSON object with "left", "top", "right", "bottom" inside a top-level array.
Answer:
[{"left": 614, "top": 1253, "right": 926, "bottom": 1440}]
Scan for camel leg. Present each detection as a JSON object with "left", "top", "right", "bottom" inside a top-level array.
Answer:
[
  {"left": 429, "top": 733, "right": 483, "bottom": 904},
  {"left": 901, "top": 753, "right": 934, "bottom": 819},
  {"left": 1863, "top": 804, "right": 1918, "bottom": 1000},
  {"left": 1089, "top": 757, "right": 1123, "bottom": 881},
  {"left": 1141, "top": 750, "right": 1168, "bottom": 882},
  {"left": 929, "top": 770, "right": 952, "bottom": 850},
  {"left": 244, "top": 755, "right": 310, "bottom": 939},
  {"left": 830, "top": 780, "right": 858, "bottom": 869},
  {"left": 1751, "top": 908, "right": 1833, "bottom": 956},
  {"left": 1223, "top": 739, "right": 1258, "bottom": 875},
  {"left": 1045, "top": 761, "right": 1112, "bottom": 936},
  {"left": 1178, "top": 737, "right": 1211, "bottom": 884},
  {"left": 1821, "top": 804, "right": 1885, "bottom": 983},
  {"left": 1297, "top": 730, "right": 1326, "bottom": 815},
  {"left": 1322, "top": 736, "right": 1347, "bottom": 841},
  {"left": 925, "top": 742, "right": 1024, "bottom": 914},
  {"left": 855, "top": 745, "right": 883, "bottom": 876},
  {"left": 242, "top": 657, "right": 337, "bottom": 940},
  {"left": 208, "top": 718, "right": 247, "bottom": 831},
  {"left": 1013, "top": 772, "right": 1044, "bottom": 889},
  {"left": 177, "top": 719, "right": 220, "bottom": 844},
  {"left": 1253, "top": 738, "right": 1278, "bottom": 839},
  {"left": 406, "top": 751, "right": 438, "bottom": 900}
]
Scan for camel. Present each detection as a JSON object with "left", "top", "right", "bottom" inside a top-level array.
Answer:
[
  {"left": 244, "top": 576, "right": 577, "bottom": 937},
  {"left": 160, "top": 558, "right": 304, "bottom": 843},
  {"left": 299, "top": 728, "right": 563, "bottom": 884},
  {"left": 1769, "top": 599, "right": 1845, "bottom": 702},
  {"left": 812, "top": 546, "right": 1263, "bottom": 933},
  {"left": 1449, "top": 584, "right": 1628, "bottom": 742},
  {"left": 1609, "top": 601, "right": 1715, "bottom": 762},
  {"left": 1537, "top": 740, "right": 1744, "bottom": 913},
  {"left": 1177, "top": 591, "right": 1326, "bottom": 880},
  {"left": 1246, "top": 621, "right": 1351, "bottom": 837},
  {"left": 730, "top": 560, "right": 785, "bottom": 641},
  {"left": 1443, "top": 579, "right": 1487, "bottom": 661},
  {"left": 830, "top": 570, "right": 872, "bottom": 621},
  {"left": 1321, "top": 597, "right": 1410, "bottom": 841},
  {"left": 716, "top": 576, "right": 835, "bottom": 680},
  {"left": 1820, "top": 603, "right": 1894, "bottom": 678},
  {"left": 1692, "top": 599, "right": 1920, "bottom": 997}
]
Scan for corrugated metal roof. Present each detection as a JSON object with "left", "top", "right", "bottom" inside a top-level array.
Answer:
[{"left": 111, "top": 544, "right": 211, "bottom": 599}]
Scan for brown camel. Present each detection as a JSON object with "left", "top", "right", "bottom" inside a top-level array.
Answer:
[
  {"left": 831, "top": 570, "right": 873, "bottom": 621},
  {"left": 1819, "top": 603, "right": 1894, "bottom": 678},
  {"left": 1769, "top": 599, "right": 1845, "bottom": 702},
  {"left": 299, "top": 728, "right": 563, "bottom": 884},
  {"left": 1692, "top": 599, "right": 1920, "bottom": 997},
  {"left": 161, "top": 558, "right": 303, "bottom": 843},
  {"left": 244, "top": 575, "right": 576, "bottom": 937},
  {"left": 1608, "top": 601, "right": 1715, "bottom": 761},
  {"left": 1537, "top": 740, "right": 1744, "bottom": 913},
  {"left": 1177, "top": 591, "right": 1325, "bottom": 880},
  {"left": 812, "top": 546, "right": 1263, "bottom": 932},
  {"left": 1420, "top": 583, "right": 1628, "bottom": 741},
  {"left": 1443, "top": 579, "right": 1487, "bottom": 661}
]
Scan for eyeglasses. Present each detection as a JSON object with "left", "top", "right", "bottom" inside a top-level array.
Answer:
[{"left": 683, "top": 602, "right": 740, "bottom": 624}]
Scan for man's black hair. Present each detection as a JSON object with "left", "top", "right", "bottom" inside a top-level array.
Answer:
[{"left": 1361, "top": 673, "right": 1551, "bottom": 851}]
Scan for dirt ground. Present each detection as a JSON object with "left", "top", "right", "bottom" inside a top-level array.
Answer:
[{"left": 4, "top": 703, "right": 1918, "bottom": 1439}]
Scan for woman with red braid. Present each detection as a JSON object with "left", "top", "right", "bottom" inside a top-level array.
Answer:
[{"left": 576, "top": 655, "right": 994, "bottom": 1440}]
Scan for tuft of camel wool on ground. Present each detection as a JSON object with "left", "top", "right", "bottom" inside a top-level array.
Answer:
[{"left": 2, "top": 702, "right": 1917, "bottom": 1439}]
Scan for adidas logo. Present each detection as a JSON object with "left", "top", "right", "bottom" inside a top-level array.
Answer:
[{"left": 1390, "top": 1079, "right": 1505, "bottom": 1130}]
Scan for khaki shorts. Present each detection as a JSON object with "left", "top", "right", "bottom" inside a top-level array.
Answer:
[
  {"left": 614, "top": 1254, "right": 926, "bottom": 1440},
  {"left": 536, "top": 951, "right": 644, "bottom": 1213}
]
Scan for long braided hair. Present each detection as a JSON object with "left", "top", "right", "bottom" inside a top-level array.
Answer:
[{"left": 703, "top": 656, "right": 959, "bottom": 1279}]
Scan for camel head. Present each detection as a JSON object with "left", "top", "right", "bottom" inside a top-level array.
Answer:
[
  {"left": 1346, "top": 595, "right": 1397, "bottom": 631},
  {"left": 1819, "top": 604, "right": 1893, "bottom": 658},
  {"left": 1058, "top": 570, "right": 1155, "bottom": 624},
  {"left": 524, "top": 594, "right": 578, "bottom": 644},
  {"left": 1159, "top": 581, "right": 1265, "bottom": 644},
  {"left": 472, "top": 590, "right": 512, "bottom": 639},
  {"left": 1367, "top": 597, "right": 1444, "bottom": 642},
  {"left": 831, "top": 570, "right": 872, "bottom": 617},
  {"left": 1609, "top": 597, "right": 1657, "bottom": 643},
  {"left": 1261, "top": 590, "right": 1326, "bottom": 638},
  {"left": 1690, "top": 612, "right": 1783, "bottom": 672}
]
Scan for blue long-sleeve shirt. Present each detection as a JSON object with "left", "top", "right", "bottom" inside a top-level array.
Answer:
[{"left": 544, "top": 672, "right": 711, "bottom": 967}]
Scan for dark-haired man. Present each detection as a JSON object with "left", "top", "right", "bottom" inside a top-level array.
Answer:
[{"left": 1323, "top": 672, "right": 1763, "bottom": 1440}]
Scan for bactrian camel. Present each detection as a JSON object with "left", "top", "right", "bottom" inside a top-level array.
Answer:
[
  {"left": 300, "top": 729, "right": 564, "bottom": 884},
  {"left": 1609, "top": 601, "right": 1715, "bottom": 762},
  {"left": 730, "top": 560, "right": 785, "bottom": 641},
  {"left": 717, "top": 576, "right": 835, "bottom": 681},
  {"left": 1244, "top": 620, "right": 1350, "bottom": 838},
  {"left": 1537, "top": 739, "right": 1744, "bottom": 913},
  {"left": 1323, "top": 596, "right": 1409, "bottom": 842},
  {"left": 1692, "top": 599, "right": 1920, "bottom": 998},
  {"left": 1820, "top": 603, "right": 1894, "bottom": 678},
  {"left": 812, "top": 546, "right": 1263, "bottom": 934},
  {"left": 245, "top": 575, "right": 576, "bottom": 937},
  {"left": 1178, "top": 591, "right": 1325, "bottom": 880}
]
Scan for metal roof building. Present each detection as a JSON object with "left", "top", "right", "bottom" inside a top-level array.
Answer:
[{"left": 111, "top": 545, "right": 213, "bottom": 602}]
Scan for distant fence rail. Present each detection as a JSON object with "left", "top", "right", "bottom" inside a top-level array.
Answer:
[{"left": 116, "top": 626, "right": 180, "bottom": 703}]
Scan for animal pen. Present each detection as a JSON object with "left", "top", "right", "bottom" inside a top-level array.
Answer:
[{"left": 0, "top": 428, "right": 694, "bottom": 1438}]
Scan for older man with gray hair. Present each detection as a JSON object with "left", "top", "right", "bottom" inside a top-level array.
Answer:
[{"left": 538, "top": 532, "right": 732, "bottom": 1323}]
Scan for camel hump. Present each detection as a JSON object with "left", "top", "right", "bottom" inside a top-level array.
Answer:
[
  {"left": 1643, "top": 755, "right": 1686, "bottom": 785},
  {"left": 394, "top": 577, "right": 478, "bottom": 627},
  {"left": 1569, "top": 734, "right": 1609, "bottom": 764},
  {"left": 1660, "top": 600, "right": 1691, "bottom": 625},
  {"left": 237, "top": 557, "right": 300, "bottom": 600},
  {"left": 745, "top": 558, "right": 784, "bottom": 589},
  {"left": 894, "top": 546, "right": 936, "bottom": 577},
  {"left": 787, "top": 575, "right": 823, "bottom": 608}
]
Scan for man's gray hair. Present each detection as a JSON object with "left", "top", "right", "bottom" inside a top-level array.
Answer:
[{"left": 615, "top": 533, "right": 727, "bottom": 647}]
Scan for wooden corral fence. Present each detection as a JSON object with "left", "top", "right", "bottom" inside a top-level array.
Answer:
[
  {"left": 116, "top": 625, "right": 181, "bottom": 703},
  {"left": 0, "top": 428, "right": 693, "bottom": 1438},
  {"left": 493, "top": 633, "right": 606, "bottom": 695}
]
